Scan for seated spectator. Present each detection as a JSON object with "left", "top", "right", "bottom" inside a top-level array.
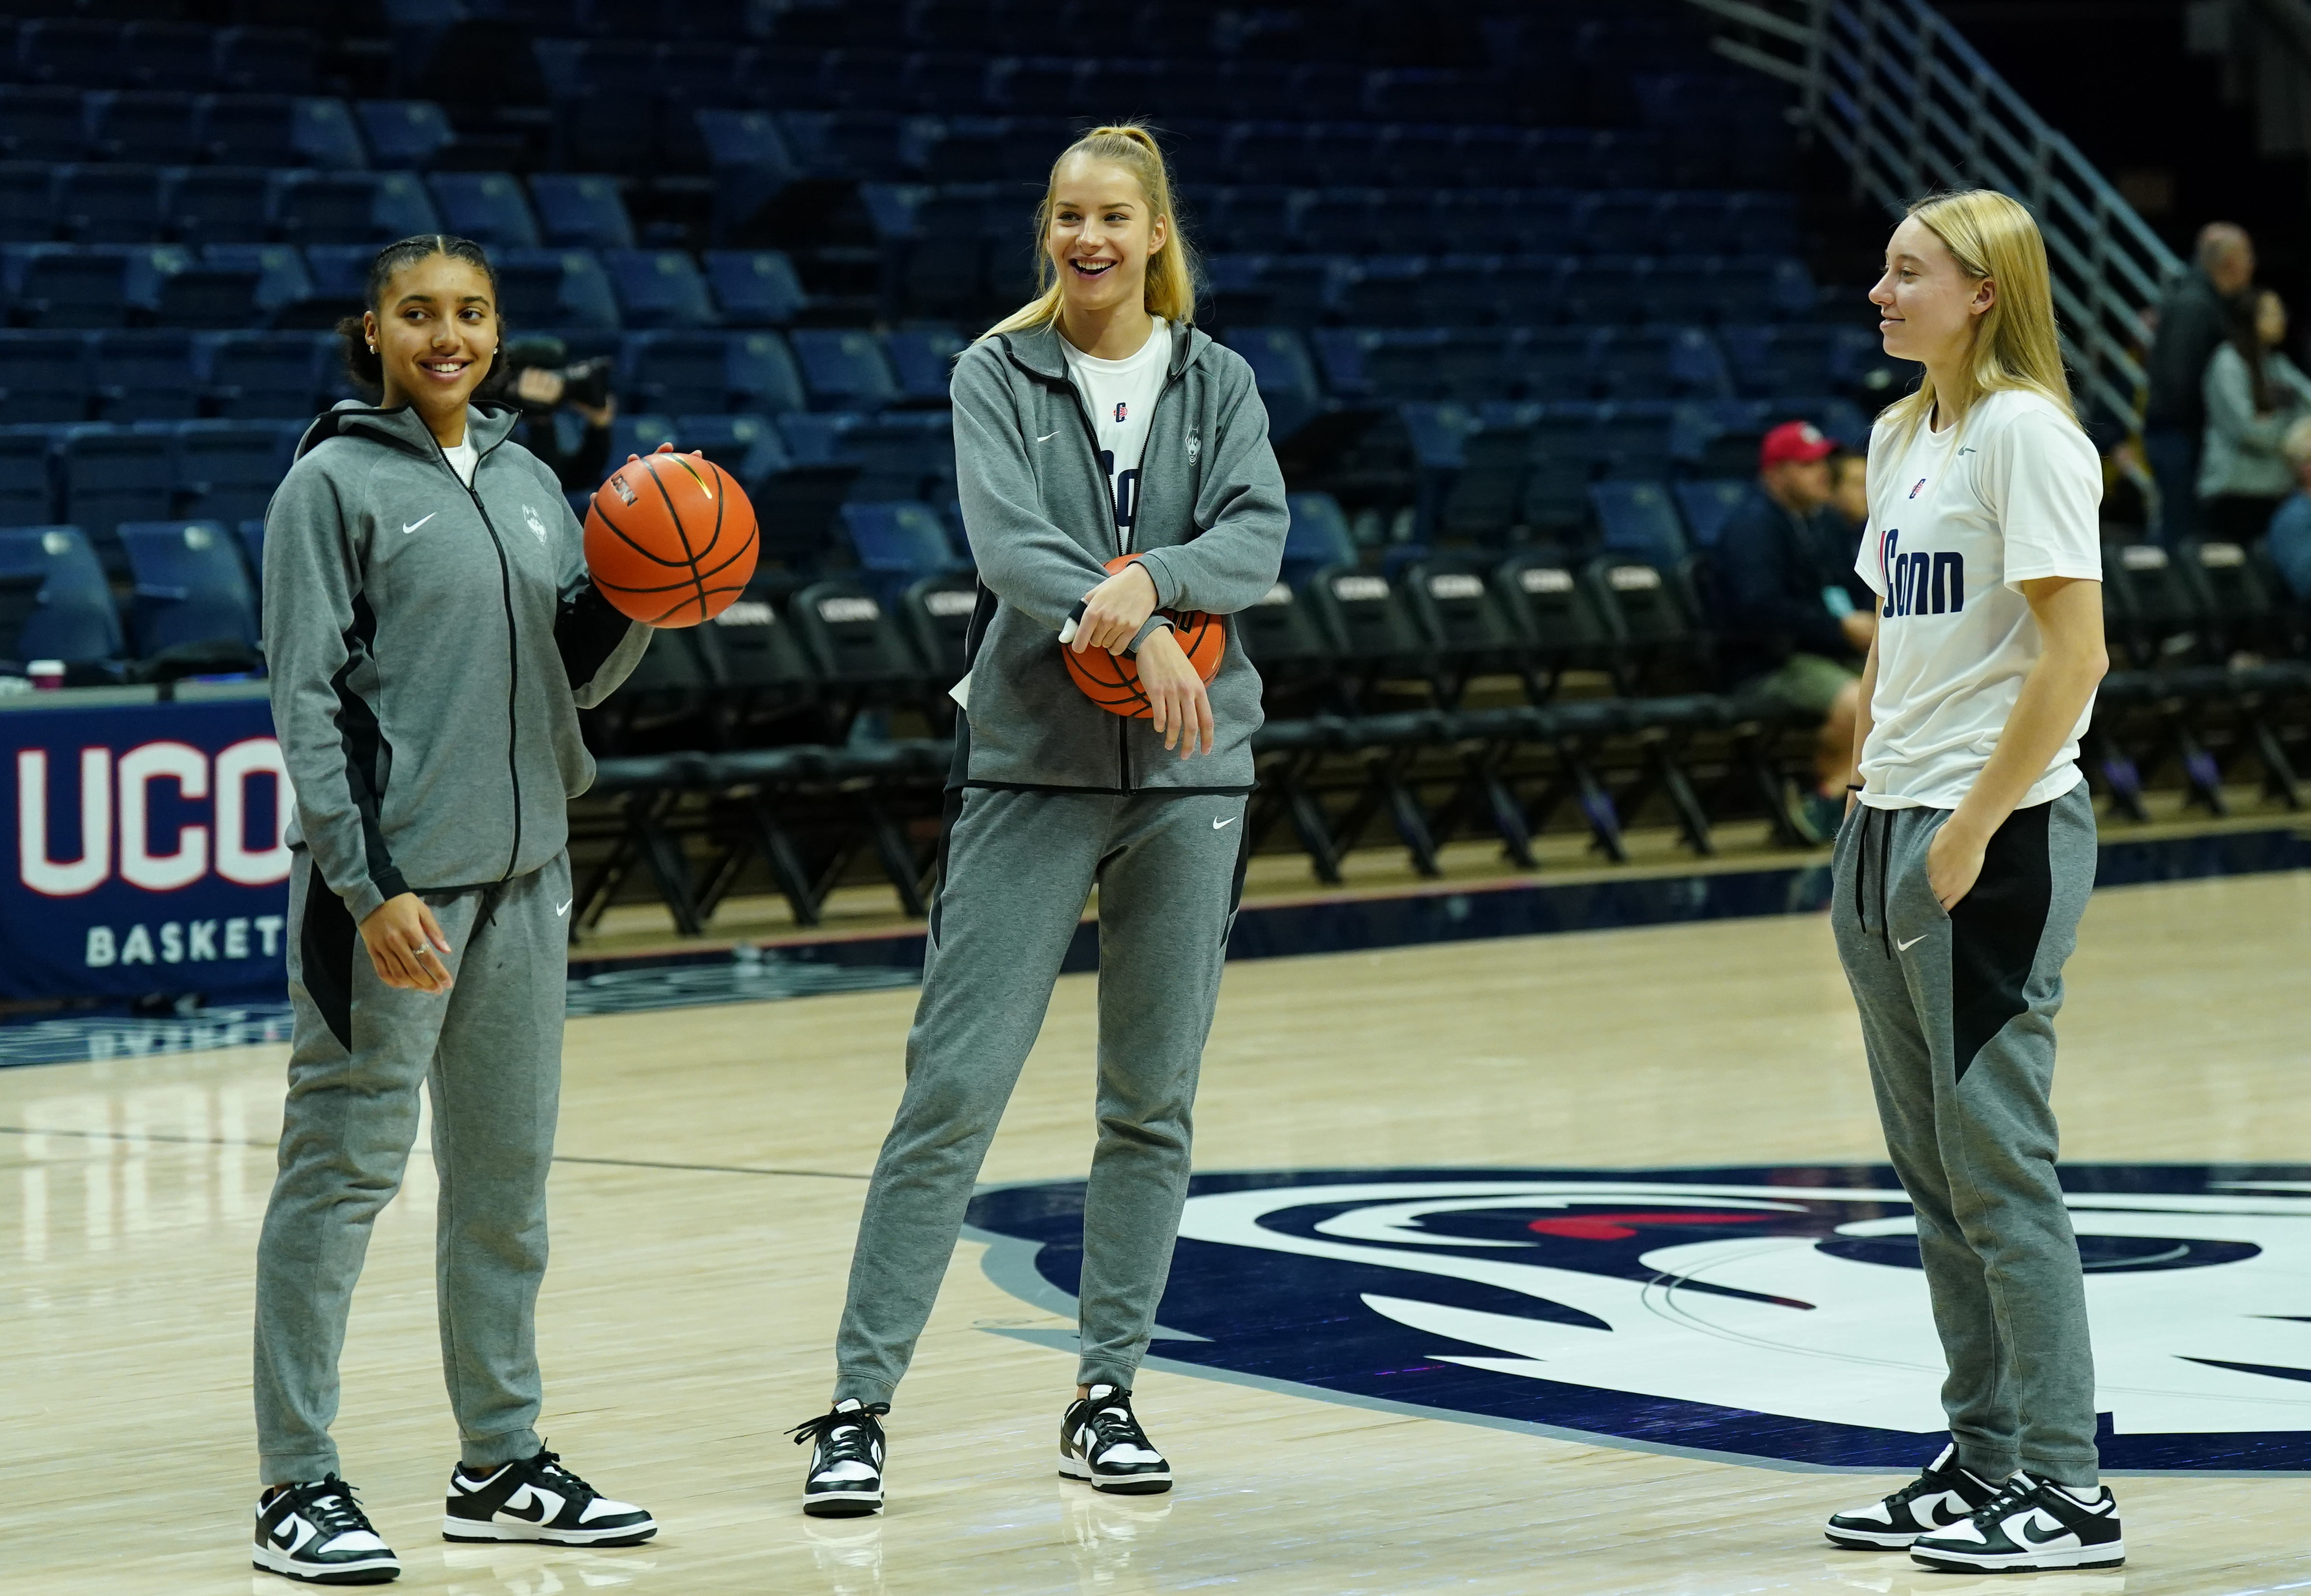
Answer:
[
  {"left": 2265, "top": 415, "right": 2311, "bottom": 601},
  {"left": 1822, "top": 446, "right": 1881, "bottom": 616},
  {"left": 1716, "top": 420, "right": 1873, "bottom": 841},
  {"left": 2199, "top": 288, "right": 2311, "bottom": 543}
]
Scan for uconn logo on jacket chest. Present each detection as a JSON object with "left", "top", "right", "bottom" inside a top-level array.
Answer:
[{"left": 1875, "top": 527, "right": 1965, "bottom": 620}]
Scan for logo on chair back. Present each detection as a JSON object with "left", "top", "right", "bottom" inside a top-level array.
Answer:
[{"left": 966, "top": 1163, "right": 2311, "bottom": 1472}]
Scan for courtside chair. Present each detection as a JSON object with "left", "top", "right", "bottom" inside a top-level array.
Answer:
[
  {"left": 120, "top": 518, "right": 258, "bottom": 659},
  {"left": 356, "top": 100, "right": 457, "bottom": 170},
  {"left": 787, "top": 577, "right": 929, "bottom": 730},
  {"left": 0, "top": 525, "right": 121, "bottom": 662},
  {"left": 897, "top": 569, "right": 979, "bottom": 692},
  {"left": 91, "top": 330, "right": 197, "bottom": 423},
  {"left": 1401, "top": 553, "right": 1531, "bottom": 707},
  {"left": 1302, "top": 561, "right": 1437, "bottom": 710},
  {"left": 427, "top": 172, "right": 541, "bottom": 250},
  {"left": 531, "top": 174, "right": 636, "bottom": 250}
]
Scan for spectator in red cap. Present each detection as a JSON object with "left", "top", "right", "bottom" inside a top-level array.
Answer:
[{"left": 1713, "top": 419, "right": 1874, "bottom": 841}]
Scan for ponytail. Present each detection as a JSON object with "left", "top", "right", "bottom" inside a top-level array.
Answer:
[
  {"left": 334, "top": 233, "right": 501, "bottom": 400},
  {"left": 983, "top": 122, "right": 1198, "bottom": 340}
]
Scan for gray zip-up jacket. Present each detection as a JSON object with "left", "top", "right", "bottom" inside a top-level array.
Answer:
[
  {"left": 264, "top": 401, "right": 651, "bottom": 924},
  {"left": 954, "top": 320, "right": 1288, "bottom": 792}
]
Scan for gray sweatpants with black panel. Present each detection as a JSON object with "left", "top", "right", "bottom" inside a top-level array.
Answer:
[
  {"left": 833, "top": 785, "right": 1249, "bottom": 1403},
  {"left": 1832, "top": 784, "right": 2100, "bottom": 1487},
  {"left": 254, "top": 848, "right": 572, "bottom": 1486}
]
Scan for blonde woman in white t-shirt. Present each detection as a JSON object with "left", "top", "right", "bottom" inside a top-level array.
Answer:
[{"left": 1815, "top": 190, "right": 2125, "bottom": 1574}]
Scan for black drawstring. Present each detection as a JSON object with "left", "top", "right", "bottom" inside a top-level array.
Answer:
[
  {"left": 1874, "top": 810, "right": 1893, "bottom": 958},
  {"left": 1850, "top": 804, "right": 1895, "bottom": 959}
]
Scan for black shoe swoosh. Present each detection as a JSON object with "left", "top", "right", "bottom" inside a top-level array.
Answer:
[
  {"left": 501, "top": 1494, "right": 550, "bottom": 1524},
  {"left": 2019, "top": 1514, "right": 2076, "bottom": 1546}
]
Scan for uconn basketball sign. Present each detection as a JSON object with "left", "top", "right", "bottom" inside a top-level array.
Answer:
[
  {"left": 969, "top": 1164, "right": 2311, "bottom": 1473},
  {"left": 2, "top": 696, "right": 289, "bottom": 1000}
]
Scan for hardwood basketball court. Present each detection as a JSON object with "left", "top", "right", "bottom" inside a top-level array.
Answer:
[{"left": 5, "top": 863, "right": 2309, "bottom": 1595}]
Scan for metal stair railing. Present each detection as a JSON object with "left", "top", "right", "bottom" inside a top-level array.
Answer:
[{"left": 1684, "top": 0, "right": 2181, "bottom": 429}]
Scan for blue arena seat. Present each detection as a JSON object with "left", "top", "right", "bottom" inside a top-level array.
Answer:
[
  {"left": 704, "top": 249, "right": 806, "bottom": 326},
  {"left": 604, "top": 248, "right": 719, "bottom": 328},
  {"left": 1282, "top": 491, "right": 1358, "bottom": 585},
  {"left": 18, "top": 19, "right": 126, "bottom": 90},
  {"left": 610, "top": 412, "right": 681, "bottom": 460},
  {"left": 672, "top": 412, "right": 786, "bottom": 488},
  {"left": 87, "top": 93, "right": 199, "bottom": 165},
  {"left": 273, "top": 173, "right": 378, "bottom": 246},
  {"left": 122, "top": 22, "right": 215, "bottom": 94},
  {"left": 91, "top": 330, "right": 196, "bottom": 423},
  {"left": 0, "top": 331, "right": 88, "bottom": 424},
  {"left": 58, "top": 424, "right": 176, "bottom": 574},
  {"left": 198, "top": 95, "right": 365, "bottom": 171},
  {"left": 530, "top": 174, "right": 634, "bottom": 250},
  {"left": 727, "top": 330, "right": 807, "bottom": 414},
  {"left": 1672, "top": 479, "right": 1752, "bottom": 549},
  {"left": 789, "top": 327, "right": 900, "bottom": 410},
  {"left": 428, "top": 171, "right": 540, "bottom": 250},
  {"left": 168, "top": 168, "right": 273, "bottom": 247},
  {"left": 6, "top": 246, "right": 131, "bottom": 328},
  {"left": 0, "top": 87, "right": 88, "bottom": 163},
  {"left": 494, "top": 247, "right": 622, "bottom": 332},
  {"left": 149, "top": 251, "right": 262, "bottom": 330},
  {"left": 120, "top": 518, "right": 259, "bottom": 656},
  {"left": 840, "top": 500, "right": 965, "bottom": 600},
  {"left": 0, "top": 524, "right": 121, "bottom": 661},
  {"left": 1591, "top": 479, "right": 1689, "bottom": 563},
  {"left": 203, "top": 243, "right": 315, "bottom": 321},
  {"left": 883, "top": 325, "right": 964, "bottom": 404},
  {"left": 622, "top": 331, "right": 733, "bottom": 415},
  {"left": 213, "top": 28, "right": 318, "bottom": 96},
  {"left": 0, "top": 426, "right": 57, "bottom": 526},
  {"left": 1222, "top": 325, "right": 1325, "bottom": 440},
  {"left": 176, "top": 420, "right": 294, "bottom": 525},
  {"left": 0, "top": 163, "right": 53, "bottom": 243},
  {"left": 356, "top": 100, "right": 456, "bottom": 169}
]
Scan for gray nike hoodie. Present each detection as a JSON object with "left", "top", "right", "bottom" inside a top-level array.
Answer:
[
  {"left": 952, "top": 320, "right": 1289, "bottom": 792},
  {"left": 264, "top": 401, "right": 651, "bottom": 924}
]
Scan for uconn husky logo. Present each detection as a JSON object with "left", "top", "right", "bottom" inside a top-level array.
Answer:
[
  {"left": 1876, "top": 528, "right": 1965, "bottom": 620},
  {"left": 967, "top": 1164, "right": 2311, "bottom": 1471}
]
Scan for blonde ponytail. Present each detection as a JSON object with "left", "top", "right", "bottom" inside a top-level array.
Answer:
[
  {"left": 982, "top": 122, "right": 1198, "bottom": 340},
  {"left": 1882, "top": 189, "right": 2078, "bottom": 443}
]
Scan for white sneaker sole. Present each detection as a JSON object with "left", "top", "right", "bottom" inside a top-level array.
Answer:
[
  {"left": 1912, "top": 1539, "right": 2125, "bottom": 1572},
  {"left": 1060, "top": 1454, "right": 1173, "bottom": 1494},
  {"left": 802, "top": 1490, "right": 883, "bottom": 1518},
  {"left": 441, "top": 1514, "right": 658, "bottom": 1545},
  {"left": 1824, "top": 1524, "right": 1922, "bottom": 1549},
  {"left": 252, "top": 1542, "right": 401, "bottom": 1583}
]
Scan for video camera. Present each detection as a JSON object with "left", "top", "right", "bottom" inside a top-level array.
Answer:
[{"left": 490, "top": 335, "right": 613, "bottom": 414}]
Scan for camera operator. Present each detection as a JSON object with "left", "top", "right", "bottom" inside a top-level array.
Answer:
[{"left": 484, "top": 335, "right": 617, "bottom": 492}]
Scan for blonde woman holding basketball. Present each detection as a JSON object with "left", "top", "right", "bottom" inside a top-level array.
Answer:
[
  {"left": 788, "top": 124, "right": 1288, "bottom": 1515},
  {"left": 1818, "top": 191, "right": 2121, "bottom": 1573}
]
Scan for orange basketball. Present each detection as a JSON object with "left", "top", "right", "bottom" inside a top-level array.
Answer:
[
  {"left": 1061, "top": 554, "right": 1226, "bottom": 718},
  {"left": 583, "top": 451, "right": 759, "bottom": 628}
]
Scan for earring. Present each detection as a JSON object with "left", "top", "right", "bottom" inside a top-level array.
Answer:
[{"left": 366, "top": 343, "right": 376, "bottom": 353}]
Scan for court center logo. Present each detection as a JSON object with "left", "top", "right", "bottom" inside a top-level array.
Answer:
[{"left": 965, "top": 1165, "right": 2311, "bottom": 1472}]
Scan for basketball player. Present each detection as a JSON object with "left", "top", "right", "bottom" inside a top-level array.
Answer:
[
  {"left": 1820, "top": 191, "right": 2123, "bottom": 1572},
  {"left": 250, "top": 236, "right": 657, "bottom": 1583},
  {"left": 789, "top": 125, "right": 1288, "bottom": 1514}
]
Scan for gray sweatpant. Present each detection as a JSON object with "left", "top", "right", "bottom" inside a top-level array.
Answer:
[
  {"left": 254, "top": 848, "right": 572, "bottom": 1486},
  {"left": 1832, "top": 785, "right": 2100, "bottom": 1487},
  {"left": 833, "top": 785, "right": 1249, "bottom": 1403}
]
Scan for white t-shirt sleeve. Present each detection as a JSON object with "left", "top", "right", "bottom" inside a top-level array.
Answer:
[{"left": 1984, "top": 403, "right": 2102, "bottom": 589}]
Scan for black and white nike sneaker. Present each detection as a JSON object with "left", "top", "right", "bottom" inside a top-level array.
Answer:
[
  {"left": 1910, "top": 1472, "right": 2124, "bottom": 1572},
  {"left": 253, "top": 1476, "right": 400, "bottom": 1585},
  {"left": 441, "top": 1447, "right": 657, "bottom": 1545},
  {"left": 1060, "top": 1385, "right": 1171, "bottom": 1495},
  {"left": 1824, "top": 1443, "right": 2002, "bottom": 1549},
  {"left": 790, "top": 1399, "right": 890, "bottom": 1517}
]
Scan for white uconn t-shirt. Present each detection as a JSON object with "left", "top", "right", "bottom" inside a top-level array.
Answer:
[
  {"left": 1855, "top": 389, "right": 2103, "bottom": 810},
  {"left": 1060, "top": 318, "right": 1170, "bottom": 555}
]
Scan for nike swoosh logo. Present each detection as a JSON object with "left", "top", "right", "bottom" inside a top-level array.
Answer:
[
  {"left": 503, "top": 1495, "right": 549, "bottom": 1523},
  {"left": 2018, "top": 1513, "right": 2072, "bottom": 1545},
  {"left": 1036, "top": 430, "right": 1060, "bottom": 442},
  {"left": 1213, "top": 816, "right": 1236, "bottom": 830},
  {"left": 1896, "top": 934, "right": 1928, "bottom": 951},
  {"left": 402, "top": 513, "right": 436, "bottom": 534},
  {"left": 555, "top": 898, "right": 572, "bottom": 917}
]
